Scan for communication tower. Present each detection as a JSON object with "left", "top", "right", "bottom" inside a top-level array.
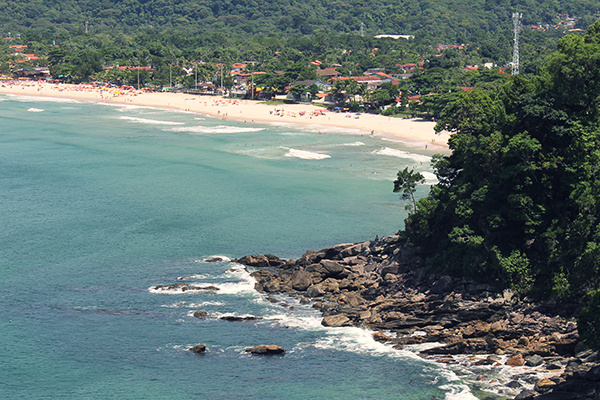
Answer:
[{"left": 512, "top": 13, "right": 522, "bottom": 75}]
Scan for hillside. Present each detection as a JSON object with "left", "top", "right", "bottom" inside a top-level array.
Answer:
[{"left": 1, "top": 0, "right": 599, "bottom": 41}]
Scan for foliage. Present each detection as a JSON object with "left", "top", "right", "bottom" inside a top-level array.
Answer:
[
  {"left": 393, "top": 167, "right": 425, "bottom": 213},
  {"left": 577, "top": 290, "right": 600, "bottom": 350},
  {"left": 401, "top": 21, "right": 600, "bottom": 301}
]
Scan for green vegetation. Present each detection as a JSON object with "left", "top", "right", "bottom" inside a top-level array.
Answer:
[{"left": 396, "top": 22, "right": 600, "bottom": 344}]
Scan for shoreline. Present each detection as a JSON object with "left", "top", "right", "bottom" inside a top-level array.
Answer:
[
  {"left": 231, "top": 238, "right": 598, "bottom": 400},
  {"left": 0, "top": 80, "right": 450, "bottom": 152}
]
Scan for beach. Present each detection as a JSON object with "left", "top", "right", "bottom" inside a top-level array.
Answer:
[{"left": 0, "top": 80, "right": 450, "bottom": 151}]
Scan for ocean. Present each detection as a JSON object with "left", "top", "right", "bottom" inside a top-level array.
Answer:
[{"left": 0, "top": 94, "right": 481, "bottom": 399}]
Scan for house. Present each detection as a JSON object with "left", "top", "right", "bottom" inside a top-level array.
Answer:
[
  {"left": 330, "top": 75, "right": 385, "bottom": 90},
  {"left": 289, "top": 79, "right": 331, "bottom": 91},
  {"left": 397, "top": 63, "right": 418, "bottom": 73},
  {"left": 13, "top": 67, "right": 50, "bottom": 79},
  {"left": 316, "top": 67, "right": 341, "bottom": 78}
]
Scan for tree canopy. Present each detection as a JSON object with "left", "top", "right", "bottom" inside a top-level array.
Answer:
[{"left": 402, "top": 22, "right": 600, "bottom": 306}]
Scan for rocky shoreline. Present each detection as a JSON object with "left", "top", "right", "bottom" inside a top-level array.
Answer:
[{"left": 235, "top": 236, "right": 599, "bottom": 400}]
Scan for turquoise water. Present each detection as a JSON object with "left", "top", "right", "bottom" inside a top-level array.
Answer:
[{"left": 0, "top": 95, "right": 472, "bottom": 399}]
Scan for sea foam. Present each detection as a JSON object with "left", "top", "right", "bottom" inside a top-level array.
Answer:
[
  {"left": 27, "top": 108, "right": 44, "bottom": 113},
  {"left": 342, "top": 141, "right": 366, "bottom": 146},
  {"left": 280, "top": 147, "right": 331, "bottom": 160},
  {"left": 167, "top": 125, "right": 265, "bottom": 134},
  {"left": 120, "top": 116, "right": 184, "bottom": 125},
  {"left": 373, "top": 147, "right": 431, "bottom": 163}
]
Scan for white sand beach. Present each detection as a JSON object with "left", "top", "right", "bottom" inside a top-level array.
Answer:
[{"left": 0, "top": 80, "right": 450, "bottom": 151}]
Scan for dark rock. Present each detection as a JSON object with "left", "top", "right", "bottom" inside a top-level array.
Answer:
[
  {"left": 219, "top": 315, "right": 262, "bottom": 322},
  {"left": 245, "top": 345, "right": 285, "bottom": 355},
  {"left": 545, "top": 361, "right": 563, "bottom": 370},
  {"left": 193, "top": 310, "right": 208, "bottom": 318},
  {"left": 189, "top": 344, "right": 206, "bottom": 353},
  {"left": 506, "top": 380, "right": 523, "bottom": 389},
  {"left": 152, "top": 283, "right": 219, "bottom": 292},
  {"left": 205, "top": 257, "right": 223, "bottom": 262},
  {"left": 429, "top": 275, "right": 453, "bottom": 294},
  {"left": 514, "top": 390, "right": 539, "bottom": 400},
  {"left": 526, "top": 354, "right": 545, "bottom": 367}
]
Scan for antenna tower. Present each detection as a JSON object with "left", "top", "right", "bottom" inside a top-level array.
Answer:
[{"left": 512, "top": 12, "right": 522, "bottom": 75}]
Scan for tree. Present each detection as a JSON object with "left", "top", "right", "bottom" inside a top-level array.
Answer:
[
  {"left": 393, "top": 167, "right": 425, "bottom": 213},
  {"left": 578, "top": 290, "right": 600, "bottom": 350},
  {"left": 400, "top": 21, "right": 600, "bottom": 299}
]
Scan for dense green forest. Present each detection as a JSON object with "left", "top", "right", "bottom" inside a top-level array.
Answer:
[
  {"left": 396, "top": 21, "right": 600, "bottom": 348},
  {"left": 1, "top": 0, "right": 599, "bottom": 40}
]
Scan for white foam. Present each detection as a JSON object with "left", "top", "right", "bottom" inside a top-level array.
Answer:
[
  {"left": 216, "top": 267, "right": 256, "bottom": 295},
  {"left": 421, "top": 171, "right": 438, "bottom": 184},
  {"left": 27, "top": 108, "right": 44, "bottom": 113},
  {"left": 280, "top": 147, "right": 331, "bottom": 160},
  {"left": 160, "top": 301, "right": 224, "bottom": 308},
  {"left": 7, "top": 94, "right": 81, "bottom": 104},
  {"left": 119, "top": 116, "right": 184, "bottom": 125},
  {"left": 342, "top": 141, "right": 366, "bottom": 146},
  {"left": 373, "top": 147, "right": 431, "bottom": 163},
  {"left": 167, "top": 125, "right": 265, "bottom": 134}
]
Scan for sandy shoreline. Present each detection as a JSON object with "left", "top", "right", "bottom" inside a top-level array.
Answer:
[{"left": 0, "top": 81, "right": 450, "bottom": 151}]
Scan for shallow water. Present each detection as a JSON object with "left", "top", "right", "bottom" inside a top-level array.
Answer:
[{"left": 0, "top": 95, "right": 482, "bottom": 399}]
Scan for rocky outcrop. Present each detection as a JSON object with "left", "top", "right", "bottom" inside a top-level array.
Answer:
[
  {"left": 152, "top": 283, "right": 220, "bottom": 292},
  {"left": 189, "top": 344, "right": 207, "bottom": 353},
  {"left": 193, "top": 310, "right": 208, "bottom": 318},
  {"left": 219, "top": 315, "right": 262, "bottom": 322},
  {"left": 235, "top": 235, "right": 598, "bottom": 400},
  {"left": 245, "top": 345, "right": 285, "bottom": 355}
]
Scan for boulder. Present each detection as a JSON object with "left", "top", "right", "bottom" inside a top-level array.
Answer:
[
  {"left": 514, "top": 390, "right": 539, "bottom": 400},
  {"left": 525, "top": 354, "right": 545, "bottom": 367},
  {"left": 372, "top": 332, "right": 392, "bottom": 342},
  {"left": 306, "top": 284, "right": 325, "bottom": 298},
  {"left": 245, "top": 345, "right": 285, "bottom": 355},
  {"left": 290, "top": 270, "right": 313, "bottom": 291},
  {"left": 322, "top": 314, "right": 352, "bottom": 327},
  {"left": 429, "top": 275, "right": 453, "bottom": 294},
  {"left": 506, "top": 354, "right": 525, "bottom": 367},
  {"left": 189, "top": 344, "right": 206, "bottom": 353},
  {"left": 534, "top": 378, "right": 557, "bottom": 392},
  {"left": 193, "top": 310, "right": 208, "bottom": 319},
  {"left": 235, "top": 254, "right": 284, "bottom": 268}
]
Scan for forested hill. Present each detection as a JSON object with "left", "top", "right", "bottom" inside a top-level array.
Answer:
[{"left": 0, "top": 0, "right": 599, "bottom": 41}]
